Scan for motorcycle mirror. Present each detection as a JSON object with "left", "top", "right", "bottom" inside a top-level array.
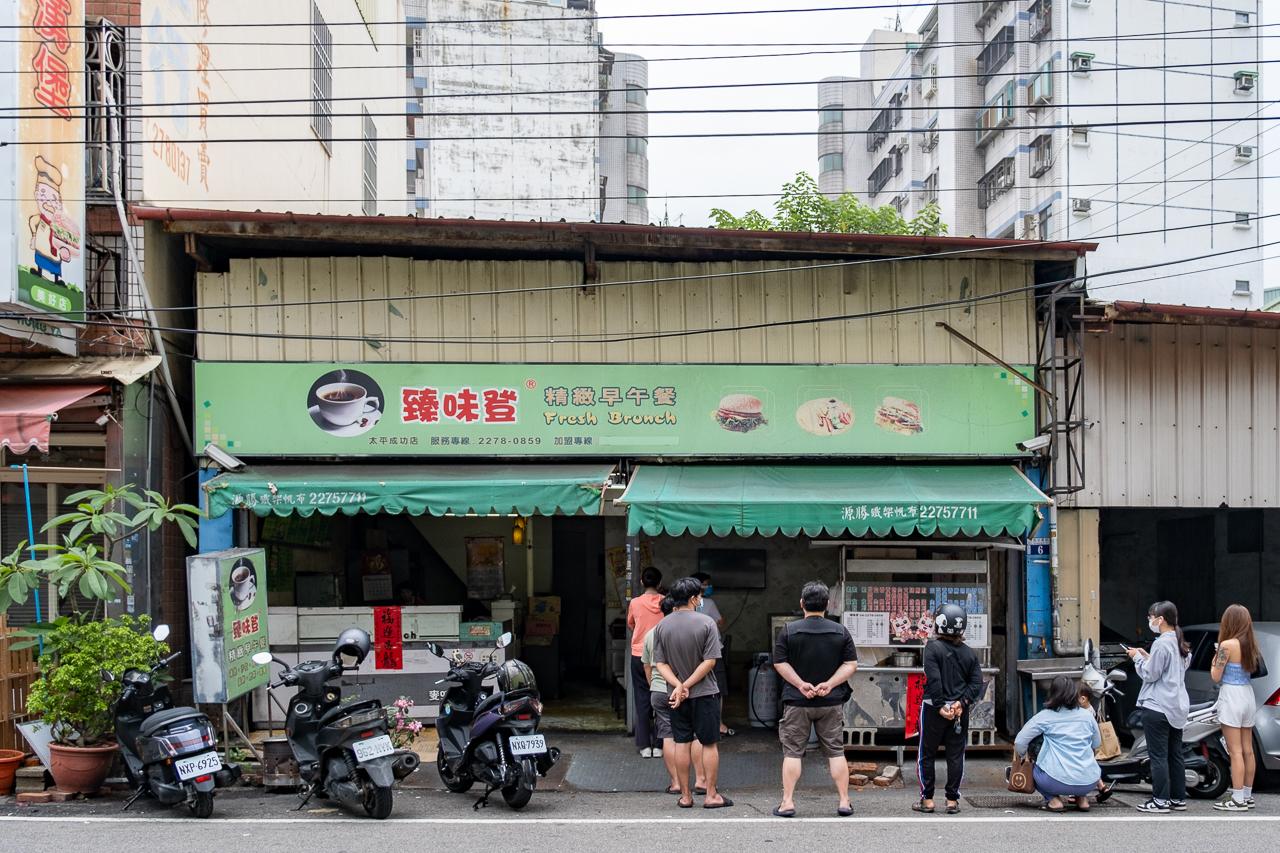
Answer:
[
  {"left": 496, "top": 632, "right": 513, "bottom": 650},
  {"left": 100, "top": 668, "right": 115, "bottom": 683},
  {"left": 426, "top": 642, "right": 444, "bottom": 658},
  {"left": 252, "top": 651, "right": 274, "bottom": 666},
  {"left": 152, "top": 624, "right": 171, "bottom": 642},
  {"left": 1107, "top": 668, "right": 1128, "bottom": 683},
  {"left": 1083, "top": 638, "right": 1095, "bottom": 666}
]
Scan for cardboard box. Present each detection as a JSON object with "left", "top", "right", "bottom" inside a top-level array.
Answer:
[
  {"left": 524, "top": 616, "right": 559, "bottom": 637},
  {"left": 459, "top": 621, "right": 502, "bottom": 642},
  {"left": 527, "top": 596, "right": 562, "bottom": 617}
]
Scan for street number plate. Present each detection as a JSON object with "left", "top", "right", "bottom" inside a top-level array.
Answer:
[
  {"left": 352, "top": 734, "right": 395, "bottom": 763},
  {"left": 174, "top": 751, "right": 222, "bottom": 781},
  {"left": 509, "top": 734, "right": 547, "bottom": 756}
]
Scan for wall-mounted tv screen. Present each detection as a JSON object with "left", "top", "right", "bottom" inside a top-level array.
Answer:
[{"left": 696, "top": 548, "right": 767, "bottom": 589}]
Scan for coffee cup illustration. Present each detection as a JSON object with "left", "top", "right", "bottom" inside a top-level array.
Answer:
[
  {"left": 230, "top": 560, "right": 257, "bottom": 611},
  {"left": 316, "top": 382, "right": 379, "bottom": 427}
]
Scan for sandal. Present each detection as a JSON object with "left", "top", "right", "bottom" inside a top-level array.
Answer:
[
  {"left": 678, "top": 798, "right": 694, "bottom": 809},
  {"left": 1040, "top": 801, "right": 1065, "bottom": 814},
  {"left": 704, "top": 796, "right": 734, "bottom": 810},
  {"left": 1075, "top": 798, "right": 1091, "bottom": 812},
  {"left": 665, "top": 786, "right": 682, "bottom": 795},
  {"left": 695, "top": 786, "right": 708, "bottom": 795},
  {"left": 1096, "top": 781, "right": 1116, "bottom": 803},
  {"left": 911, "top": 800, "right": 935, "bottom": 813},
  {"left": 946, "top": 801, "right": 961, "bottom": 814},
  {"left": 772, "top": 806, "right": 796, "bottom": 818}
]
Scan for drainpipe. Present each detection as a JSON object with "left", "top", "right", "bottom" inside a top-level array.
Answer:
[
  {"left": 1049, "top": 500, "right": 1083, "bottom": 655},
  {"left": 101, "top": 43, "right": 193, "bottom": 457}
]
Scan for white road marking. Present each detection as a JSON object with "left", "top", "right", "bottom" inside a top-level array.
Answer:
[{"left": 1, "top": 814, "right": 1278, "bottom": 825}]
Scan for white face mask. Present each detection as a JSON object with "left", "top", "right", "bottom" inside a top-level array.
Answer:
[{"left": 1148, "top": 618, "right": 1161, "bottom": 634}]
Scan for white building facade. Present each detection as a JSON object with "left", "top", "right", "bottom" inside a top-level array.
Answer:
[
  {"left": 599, "top": 52, "right": 650, "bottom": 224},
  {"left": 819, "top": 3, "right": 1264, "bottom": 308},
  {"left": 404, "top": 0, "right": 647, "bottom": 223}
]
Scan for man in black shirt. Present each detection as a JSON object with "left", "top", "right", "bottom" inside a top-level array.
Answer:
[{"left": 771, "top": 581, "right": 858, "bottom": 817}]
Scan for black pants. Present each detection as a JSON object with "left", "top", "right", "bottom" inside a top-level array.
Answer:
[
  {"left": 631, "top": 655, "right": 655, "bottom": 750},
  {"left": 918, "top": 704, "right": 968, "bottom": 801},
  {"left": 1142, "top": 708, "right": 1187, "bottom": 803}
]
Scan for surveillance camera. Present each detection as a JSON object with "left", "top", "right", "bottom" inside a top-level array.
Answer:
[
  {"left": 1016, "top": 434, "right": 1052, "bottom": 452},
  {"left": 203, "top": 442, "right": 246, "bottom": 472}
]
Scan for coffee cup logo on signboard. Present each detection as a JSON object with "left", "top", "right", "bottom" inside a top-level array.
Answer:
[{"left": 306, "top": 370, "right": 385, "bottom": 437}]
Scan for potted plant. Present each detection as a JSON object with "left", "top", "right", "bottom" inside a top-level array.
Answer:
[{"left": 0, "top": 485, "right": 202, "bottom": 793}]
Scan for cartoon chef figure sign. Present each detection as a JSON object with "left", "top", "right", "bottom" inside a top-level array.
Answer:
[{"left": 28, "top": 155, "right": 81, "bottom": 283}]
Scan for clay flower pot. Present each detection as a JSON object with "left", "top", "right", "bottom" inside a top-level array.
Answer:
[
  {"left": 48, "top": 742, "right": 118, "bottom": 794},
  {"left": 0, "top": 749, "right": 24, "bottom": 795}
]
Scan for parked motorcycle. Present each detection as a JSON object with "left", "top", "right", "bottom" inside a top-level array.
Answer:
[
  {"left": 1082, "top": 639, "right": 1230, "bottom": 800},
  {"left": 107, "top": 624, "right": 241, "bottom": 818},
  {"left": 252, "top": 628, "right": 420, "bottom": 819},
  {"left": 428, "top": 632, "right": 560, "bottom": 809}
]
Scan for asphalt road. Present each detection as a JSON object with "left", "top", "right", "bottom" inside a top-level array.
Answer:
[{"left": 3, "top": 787, "right": 1277, "bottom": 853}]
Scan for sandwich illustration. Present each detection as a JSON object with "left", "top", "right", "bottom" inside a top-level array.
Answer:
[
  {"left": 874, "top": 396, "right": 924, "bottom": 435},
  {"left": 714, "top": 393, "right": 766, "bottom": 433},
  {"left": 795, "top": 397, "right": 854, "bottom": 436}
]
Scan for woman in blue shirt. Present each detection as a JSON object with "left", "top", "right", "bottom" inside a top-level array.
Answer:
[{"left": 1014, "top": 676, "right": 1102, "bottom": 813}]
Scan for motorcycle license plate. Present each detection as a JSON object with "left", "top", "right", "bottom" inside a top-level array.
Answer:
[
  {"left": 509, "top": 734, "right": 547, "bottom": 756},
  {"left": 352, "top": 734, "right": 395, "bottom": 763},
  {"left": 174, "top": 751, "right": 222, "bottom": 781}
]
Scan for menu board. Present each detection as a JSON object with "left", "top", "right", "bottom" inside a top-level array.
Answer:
[{"left": 842, "top": 582, "right": 988, "bottom": 648}]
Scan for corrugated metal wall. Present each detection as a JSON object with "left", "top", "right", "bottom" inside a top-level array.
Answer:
[
  {"left": 1068, "top": 323, "right": 1280, "bottom": 508},
  {"left": 196, "top": 257, "right": 1036, "bottom": 366}
]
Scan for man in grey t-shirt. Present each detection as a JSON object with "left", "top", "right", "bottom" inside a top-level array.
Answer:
[{"left": 653, "top": 577, "right": 731, "bottom": 809}]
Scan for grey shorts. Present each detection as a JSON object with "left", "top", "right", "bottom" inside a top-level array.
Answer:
[
  {"left": 778, "top": 704, "right": 845, "bottom": 759},
  {"left": 650, "top": 691, "right": 673, "bottom": 740}
]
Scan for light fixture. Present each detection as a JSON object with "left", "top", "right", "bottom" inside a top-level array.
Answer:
[
  {"left": 511, "top": 516, "right": 527, "bottom": 545},
  {"left": 203, "top": 442, "right": 246, "bottom": 471}
]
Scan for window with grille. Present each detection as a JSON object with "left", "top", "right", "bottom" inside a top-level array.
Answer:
[
  {"left": 819, "top": 152, "right": 844, "bottom": 173},
  {"left": 362, "top": 108, "right": 377, "bottom": 216},
  {"left": 867, "top": 150, "right": 901, "bottom": 197},
  {"left": 922, "top": 170, "right": 939, "bottom": 204},
  {"left": 976, "top": 26, "right": 1014, "bottom": 83},
  {"left": 86, "top": 22, "right": 126, "bottom": 196},
  {"left": 1029, "top": 134, "right": 1055, "bottom": 177},
  {"left": 1029, "top": 0, "right": 1052, "bottom": 40},
  {"left": 311, "top": 3, "right": 333, "bottom": 150},
  {"left": 977, "top": 157, "right": 1015, "bottom": 209},
  {"left": 976, "top": 81, "right": 1016, "bottom": 147}
]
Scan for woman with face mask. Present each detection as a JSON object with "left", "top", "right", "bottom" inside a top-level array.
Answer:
[{"left": 1126, "top": 601, "right": 1191, "bottom": 814}]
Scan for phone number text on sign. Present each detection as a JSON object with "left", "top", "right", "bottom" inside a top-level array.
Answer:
[
  {"left": 841, "top": 504, "right": 980, "bottom": 522},
  {"left": 231, "top": 491, "right": 369, "bottom": 509}
]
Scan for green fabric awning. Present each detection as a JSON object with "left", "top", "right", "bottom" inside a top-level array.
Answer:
[
  {"left": 618, "top": 465, "right": 1048, "bottom": 538},
  {"left": 204, "top": 464, "right": 616, "bottom": 518}
]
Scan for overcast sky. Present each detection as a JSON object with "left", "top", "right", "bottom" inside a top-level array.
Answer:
[{"left": 595, "top": 1, "right": 919, "bottom": 227}]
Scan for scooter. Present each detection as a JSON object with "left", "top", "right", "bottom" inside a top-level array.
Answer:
[
  {"left": 1082, "top": 639, "right": 1231, "bottom": 800},
  {"left": 107, "top": 624, "right": 241, "bottom": 818},
  {"left": 252, "top": 628, "right": 420, "bottom": 819},
  {"left": 428, "top": 632, "right": 560, "bottom": 810}
]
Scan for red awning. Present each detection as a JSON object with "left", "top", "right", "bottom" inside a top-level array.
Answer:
[{"left": 0, "top": 384, "right": 107, "bottom": 453}]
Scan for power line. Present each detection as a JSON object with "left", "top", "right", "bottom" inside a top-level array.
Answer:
[
  {"left": 16, "top": 209, "right": 1275, "bottom": 324},
  {"left": 7, "top": 238, "right": 1274, "bottom": 347},
  {"left": 5, "top": 21, "right": 1274, "bottom": 73},
  {"left": 6, "top": 59, "right": 1275, "bottom": 113}
]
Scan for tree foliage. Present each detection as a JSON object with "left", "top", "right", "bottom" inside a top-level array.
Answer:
[{"left": 710, "top": 172, "right": 947, "bottom": 237}]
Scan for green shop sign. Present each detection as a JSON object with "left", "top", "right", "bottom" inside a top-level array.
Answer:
[{"left": 194, "top": 362, "right": 1036, "bottom": 458}]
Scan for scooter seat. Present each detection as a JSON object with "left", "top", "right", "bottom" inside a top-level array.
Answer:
[{"left": 140, "top": 706, "right": 206, "bottom": 735}]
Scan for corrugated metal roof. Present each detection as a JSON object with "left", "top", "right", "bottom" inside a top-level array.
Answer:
[
  {"left": 1105, "top": 301, "right": 1280, "bottom": 329},
  {"left": 0, "top": 356, "right": 161, "bottom": 385},
  {"left": 133, "top": 206, "right": 1096, "bottom": 264}
]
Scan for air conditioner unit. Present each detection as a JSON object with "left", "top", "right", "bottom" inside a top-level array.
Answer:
[
  {"left": 997, "top": 172, "right": 1015, "bottom": 189},
  {"left": 1235, "top": 71, "right": 1257, "bottom": 93},
  {"left": 1235, "top": 213, "right": 1252, "bottom": 229},
  {"left": 1070, "top": 126, "right": 1091, "bottom": 146},
  {"left": 1071, "top": 198, "right": 1092, "bottom": 215},
  {"left": 1031, "top": 88, "right": 1052, "bottom": 107},
  {"left": 924, "top": 65, "right": 938, "bottom": 97},
  {"left": 895, "top": 135, "right": 910, "bottom": 152},
  {"left": 921, "top": 132, "right": 939, "bottom": 152},
  {"left": 1235, "top": 144, "right": 1256, "bottom": 161},
  {"left": 1071, "top": 53, "right": 1094, "bottom": 74},
  {"left": 1070, "top": 0, "right": 1091, "bottom": 6}
]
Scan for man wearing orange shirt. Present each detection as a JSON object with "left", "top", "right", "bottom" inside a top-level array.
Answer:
[{"left": 627, "top": 567, "right": 665, "bottom": 757}]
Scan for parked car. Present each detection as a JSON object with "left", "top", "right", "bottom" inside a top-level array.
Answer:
[{"left": 1183, "top": 622, "right": 1279, "bottom": 771}]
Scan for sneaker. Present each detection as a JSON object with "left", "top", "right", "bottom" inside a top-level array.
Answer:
[
  {"left": 1213, "top": 798, "right": 1249, "bottom": 812},
  {"left": 639, "top": 747, "right": 653, "bottom": 759},
  {"left": 652, "top": 747, "right": 663, "bottom": 758},
  {"left": 1168, "top": 800, "right": 1188, "bottom": 812},
  {"left": 1246, "top": 798, "right": 1256, "bottom": 809},
  {"left": 1135, "top": 799, "right": 1170, "bottom": 814}
]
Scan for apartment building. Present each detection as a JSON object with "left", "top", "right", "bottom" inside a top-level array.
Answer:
[
  {"left": 599, "top": 52, "right": 651, "bottom": 224},
  {"left": 404, "top": 0, "right": 649, "bottom": 223},
  {"left": 819, "top": 2, "right": 1263, "bottom": 308}
]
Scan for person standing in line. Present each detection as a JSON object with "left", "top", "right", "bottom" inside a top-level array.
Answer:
[
  {"left": 912, "top": 603, "right": 984, "bottom": 815},
  {"left": 693, "top": 571, "right": 734, "bottom": 736},
  {"left": 653, "top": 576, "right": 731, "bottom": 809},
  {"left": 770, "top": 581, "right": 858, "bottom": 818},
  {"left": 1013, "top": 676, "right": 1102, "bottom": 812},
  {"left": 642, "top": 596, "right": 683, "bottom": 795},
  {"left": 627, "top": 567, "right": 665, "bottom": 758},
  {"left": 1127, "top": 600, "right": 1191, "bottom": 814},
  {"left": 1211, "top": 604, "right": 1260, "bottom": 812}
]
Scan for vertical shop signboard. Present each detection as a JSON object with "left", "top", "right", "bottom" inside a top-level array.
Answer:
[
  {"left": 373, "top": 606, "right": 403, "bottom": 670},
  {"left": 187, "top": 548, "right": 270, "bottom": 703}
]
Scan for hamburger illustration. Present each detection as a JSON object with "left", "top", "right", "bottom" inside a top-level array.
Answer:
[
  {"left": 714, "top": 393, "right": 767, "bottom": 433},
  {"left": 874, "top": 396, "right": 924, "bottom": 435},
  {"left": 795, "top": 397, "right": 854, "bottom": 436}
]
